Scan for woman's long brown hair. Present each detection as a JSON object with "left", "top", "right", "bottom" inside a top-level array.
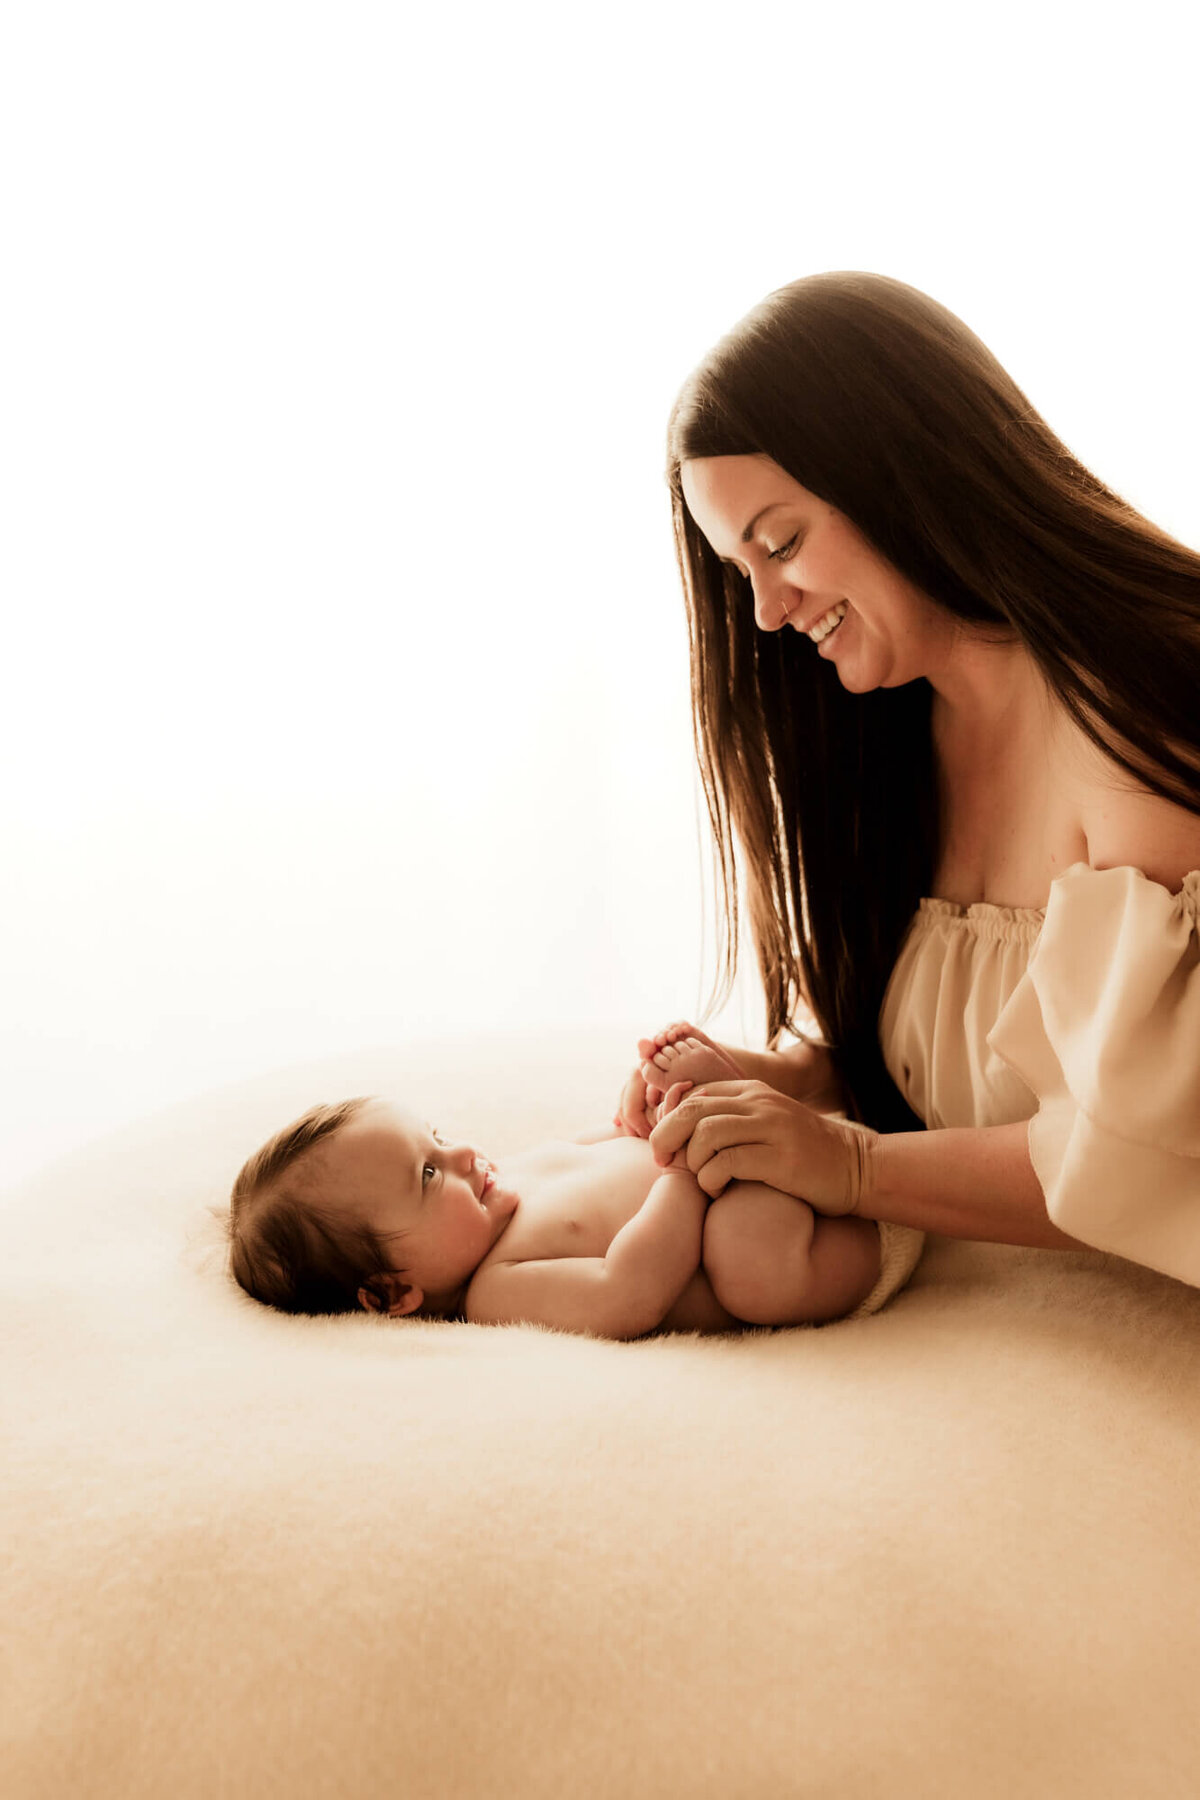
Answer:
[{"left": 667, "top": 271, "right": 1200, "bottom": 1133}]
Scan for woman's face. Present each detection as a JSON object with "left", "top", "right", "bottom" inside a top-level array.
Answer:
[{"left": 679, "top": 455, "right": 960, "bottom": 694}]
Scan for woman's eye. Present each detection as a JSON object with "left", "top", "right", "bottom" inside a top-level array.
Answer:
[{"left": 767, "top": 536, "right": 798, "bottom": 563}]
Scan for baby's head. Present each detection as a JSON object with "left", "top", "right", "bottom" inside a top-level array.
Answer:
[{"left": 227, "top": 1096, "right": 515, "bottom": 1321}]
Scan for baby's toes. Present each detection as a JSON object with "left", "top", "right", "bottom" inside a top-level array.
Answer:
[{"left": 645, "top": 1041, "right": 685, "bottom": 1078}]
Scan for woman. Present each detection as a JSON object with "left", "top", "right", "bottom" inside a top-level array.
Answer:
[{"left": 619, "top": 271, "right": 1200, "bottom": 1288}]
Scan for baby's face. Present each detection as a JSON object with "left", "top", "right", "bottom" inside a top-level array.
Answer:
[{"left": 324, "top": 1101, "right": 518, "bottom": 1307}]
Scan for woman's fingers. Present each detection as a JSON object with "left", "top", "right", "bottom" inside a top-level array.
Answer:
[
  {"left": 650, "top": 1081, "right": 873, "bottom": 1215},
  {"left": 683, "top": 1118, "right": 773, "bottom": 1186},
  {"left": 648, "top": 1080, "right": 757, "bottom": 1164},
  {"left": 651, "top": 1080, "right": 755, "bottom": 1166},
  {"left": 696, "top": 1136, "right": 815, "bottom": 1197},
  {"left": 693, "top": 1145, "right": 741, "bottom": 1198},
  {"left": 658, "top": 1079, "right": 693, "bottom": 1117}
]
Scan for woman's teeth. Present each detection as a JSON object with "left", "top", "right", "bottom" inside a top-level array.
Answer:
[{"left": 808, "top": 601, "right": 848, "bottom": 643}]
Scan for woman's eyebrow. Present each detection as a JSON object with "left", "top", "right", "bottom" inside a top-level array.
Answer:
[{"left": 741, "top": 502, "right": 789, "bottom": 542}]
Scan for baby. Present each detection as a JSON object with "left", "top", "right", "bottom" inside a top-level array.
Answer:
[{"left": 228, "top": 1028, "right": 921, "bottom": 1339}]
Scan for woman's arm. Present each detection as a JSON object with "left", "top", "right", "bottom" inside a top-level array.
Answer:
[
  {"left": 728, "top": 1036, "right": 849, "bottom": 1114},
  {"left": 862, "top": 1119, "right": 1088, "bottom": 1250},
  {"left": 647, "top": 1081, "right": 1090, "bottom": 1251}
]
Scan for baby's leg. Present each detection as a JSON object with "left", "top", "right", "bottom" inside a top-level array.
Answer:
[{"left": 702, "top": 1182, "right": 881, "bottom": 1327}]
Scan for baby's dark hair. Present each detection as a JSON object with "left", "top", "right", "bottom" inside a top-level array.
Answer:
[{"left": 226, "top": 1096, "right": 402, "bottom": 1317}]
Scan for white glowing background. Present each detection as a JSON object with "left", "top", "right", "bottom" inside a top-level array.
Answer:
[{"left": 2, "top": 2, "right": 1196, "bottom": 1188}]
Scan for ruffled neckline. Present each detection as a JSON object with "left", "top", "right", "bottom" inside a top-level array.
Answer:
[
  {"left": 921, "top": 862, "right": 1200, "bottom": 927},
  {"left": 915, "top": 895, "right": 1045, "bottom": 945},
  {"left": 919, "top": 895, "right": 1046, "bottom": 923}
]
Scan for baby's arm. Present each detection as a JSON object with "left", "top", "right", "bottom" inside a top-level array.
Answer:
[{"left": 466, "top": 1165, "right": 708, "bottom": 1341}]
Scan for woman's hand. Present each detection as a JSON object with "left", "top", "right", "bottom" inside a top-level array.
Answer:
[{"left": 647, "top": 1078, "right": 877, "bottom": 1215}]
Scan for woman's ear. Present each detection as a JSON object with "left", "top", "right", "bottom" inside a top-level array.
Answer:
[{"left": 357, "top": 1274, "right": 424, "bottom": 1318}]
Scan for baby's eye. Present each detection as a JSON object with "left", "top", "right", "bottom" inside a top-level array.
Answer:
[{"left": 422, "top": 1162, "right": 437, "bottom": 1188}]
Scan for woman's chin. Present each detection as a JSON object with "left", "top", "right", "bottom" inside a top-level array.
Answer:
[
  {"left": 826, "top": 634, "right": 885, "bottom": 693},
  {"left": 831, "top": 653, "right": 874, "bottom": 693}
]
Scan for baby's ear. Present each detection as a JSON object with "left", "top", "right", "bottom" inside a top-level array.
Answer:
[{"left": 357, "top": 1274, "right": 424, "bottom": 1319}]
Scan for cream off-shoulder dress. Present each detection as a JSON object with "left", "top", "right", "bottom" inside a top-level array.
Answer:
[{"left": 873, "top": 862, "right": 1200, "bottom": 1292}]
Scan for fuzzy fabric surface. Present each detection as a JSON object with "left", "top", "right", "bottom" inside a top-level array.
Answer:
[{"left": 4, "top": 1028, "right": 1200, "bottom": 1799}]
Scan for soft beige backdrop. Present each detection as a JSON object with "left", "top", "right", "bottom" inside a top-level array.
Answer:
[{"left": 5, "top": 1029, "right": 1200, "bottom": 1798}]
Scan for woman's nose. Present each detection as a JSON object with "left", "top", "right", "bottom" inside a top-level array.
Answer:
[{"left": 753, "top": 577, "right": 794, "bottom": 633}]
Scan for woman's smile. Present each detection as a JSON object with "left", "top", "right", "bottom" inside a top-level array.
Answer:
[{"left": 805, "top": 600, "right": 850, "bottom": 647}]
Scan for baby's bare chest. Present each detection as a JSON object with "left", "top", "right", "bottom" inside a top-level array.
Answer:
[{"left": 481, "top": 1137, "right": 657, "bottom": 1267}]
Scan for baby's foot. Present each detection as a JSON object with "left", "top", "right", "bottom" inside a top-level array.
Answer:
[
  {"left": 637, "top": 1020, "right": 727, "bottom": 1067},
  {"left": 641, "top": 1034, "right": 745, "bottom": 1098}
]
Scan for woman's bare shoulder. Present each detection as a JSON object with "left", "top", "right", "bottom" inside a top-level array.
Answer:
[
  {"left": 1083, "top": 788, "right": 1200, "bottom": 890},
  {"left": 1057, "top": 712, "right": 1200, "bottom": 891}
]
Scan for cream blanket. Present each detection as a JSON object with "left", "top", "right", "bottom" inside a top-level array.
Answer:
[{"left": 4, "top": 1028, "right": 1200, "bottom": 1797}]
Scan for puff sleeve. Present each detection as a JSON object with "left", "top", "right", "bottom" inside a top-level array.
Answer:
[{"left": 987, "top": 863, "right": 1200, "bottom": 1285}]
